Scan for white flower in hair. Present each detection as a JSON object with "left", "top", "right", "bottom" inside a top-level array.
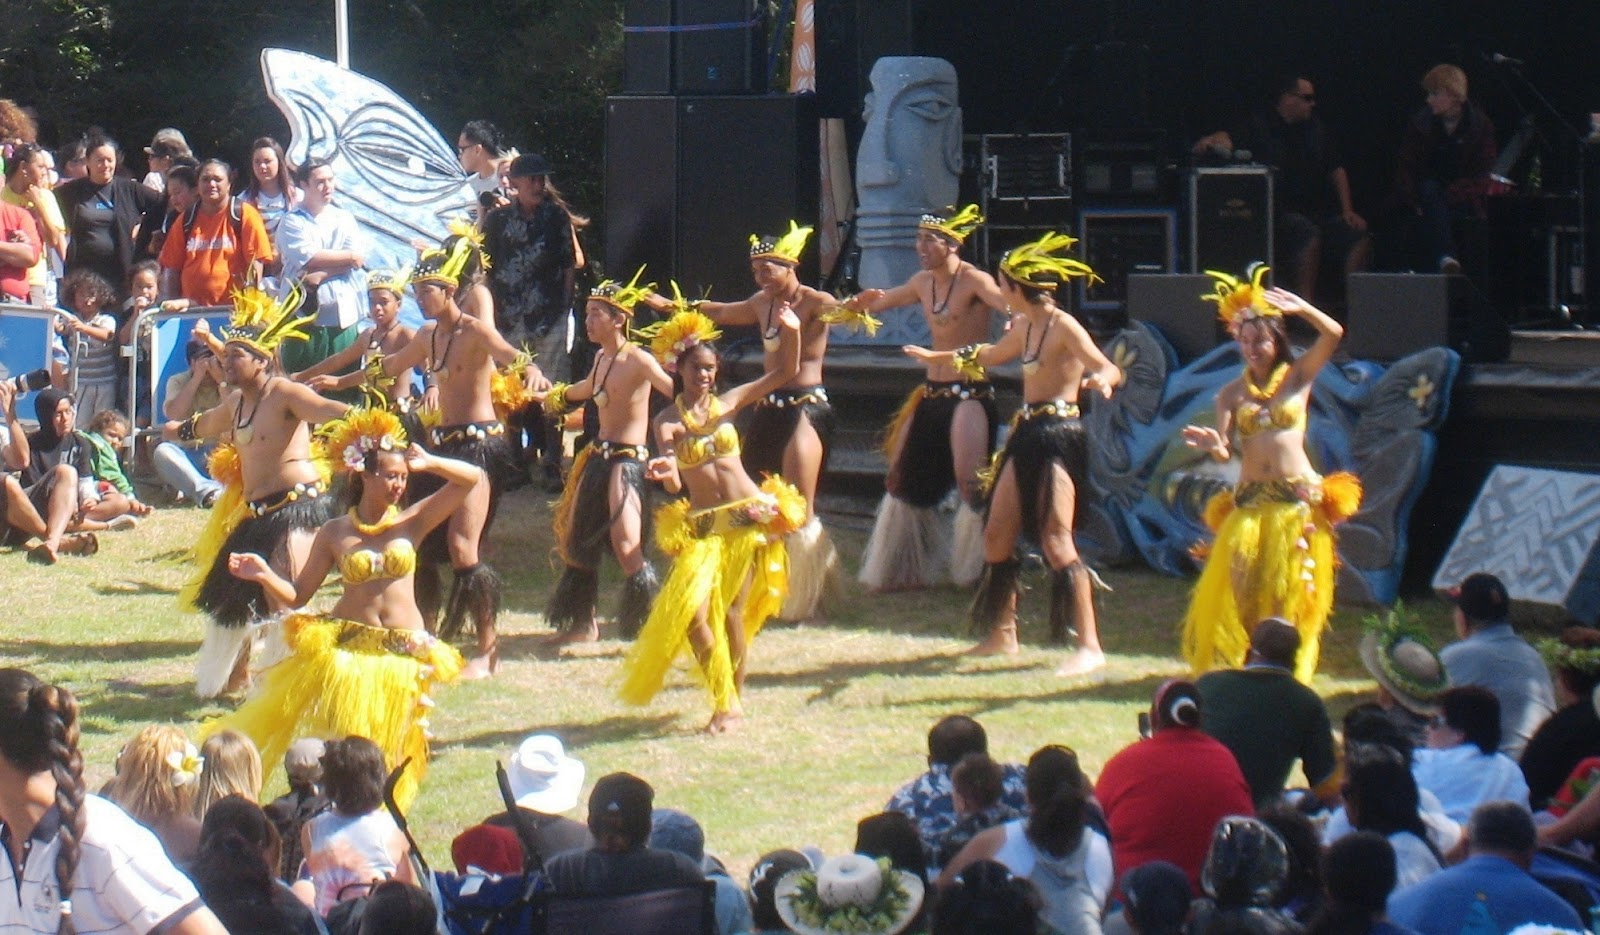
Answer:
[{"left": 165, "top": 744, "right": 203, "bottom": 787}]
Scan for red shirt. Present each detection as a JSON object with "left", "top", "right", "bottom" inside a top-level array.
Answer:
[
  {"left": 1094, "top": 727, "right": 1255, "bottom": 895},
  {"left": 0, "top": 201, "right": 41, "bottom": 301}
]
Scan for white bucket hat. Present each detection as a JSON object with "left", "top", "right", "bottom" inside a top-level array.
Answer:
[{"left": 506, "top": 734, "right": 585, "bottom": 814}]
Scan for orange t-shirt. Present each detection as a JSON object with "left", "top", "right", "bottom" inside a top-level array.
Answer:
[{"left": 158, "top": 200, "right": 274, "bottom": 305}]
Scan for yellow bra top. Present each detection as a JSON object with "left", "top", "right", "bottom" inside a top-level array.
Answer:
[
  {"left": 1235, "top": 364, "right": 1307, "bottom": 437},
  {"left": 673, "top": 397, "right": 741, "bottom": 468},
  {"left": 339, "top": 538, "right": 417, "bottom": 584}
]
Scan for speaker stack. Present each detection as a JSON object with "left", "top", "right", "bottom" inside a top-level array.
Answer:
[{"left": 622, "top": 0, "right": 765, "bottom": 95}]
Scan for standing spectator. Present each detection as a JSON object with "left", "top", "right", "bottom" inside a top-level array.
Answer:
[
  {"left": 1413, "top": 687, "right": 1529, "bottom": 826},
  {"left": 58, "top": 136, "right": 89, "bottom": 182},
  {"left": 481, "top": 153, "right": 576, "bottom": 487},
  {"left": 136, "top": 158, "right": 199, "bottom": 262},
  {"left": 1520, "top": 628, "right": 1600, "bottom": 809},
  {"left": 2, "top": 142, "right": 65, "bottom": 307},
  {"left": 0, "top": 99, "right": 38, "bottom": 151},
  {"left": 304, "top": 736, "right": 416, "bottom": 917},
  {"left": 1306, "top": 833, "right": 1413, "bottom": 935},
  {"left": 158, "top": 158, "right": 274, "bottom": 307},
  {"left": 1095, "top": 680, "right": 1255, "bottom": 894},
  {"left": 240, "top": 137, "right": 299, "bottom": 240},
  {"left": 57, "top": 268, "right": 120, "bottom": 416},
  {"left": 1388, "top": 802, "right": 1582, "bottom": 935},
  {"left": 273, "top": 158, "right": 365, "bottom": 376},
  {"left": 1439, "top": 572, "right": 1555, "bottom": 759},
  {"left": 0, "top": 177, "right": 40, "bottom": 303},
  {"left": 56, "top": 132, "right": 162, "bottom": 288},
  {"left": 1198, "top": 618, "right": 1340, "bottom": 808},
  {"left": 457, "top": 120, "right": 509, "bottom": 206},
  {"left": 141, "top": 128, "right": 192, "bottom": 192},
  {"left": 886, "top": 714, "right": 1029, "bottom": 864},
  {"left": 543, "top": 772, "right": 703, "bottom": 896},
  {"left": 1390, "top": 64, "right": 1498, "bottom": 275},
  {"left": 152, "top": 337, "right": 227, "bottom": 507}
]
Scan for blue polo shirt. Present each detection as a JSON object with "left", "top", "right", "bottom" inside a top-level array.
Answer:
[{"left": 1388, "top": 854, "right": 1581, "bottom": 935}]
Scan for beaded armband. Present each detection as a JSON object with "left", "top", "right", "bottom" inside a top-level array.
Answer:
[
  {"left": 363, "top": 353, "right": 397, "bottom": 390},
  {"left": 953, "top": 344, "right": 989, "bottom": 381},
  {"left": 176, "top": 413, "right": 201, "bottom": 442}
]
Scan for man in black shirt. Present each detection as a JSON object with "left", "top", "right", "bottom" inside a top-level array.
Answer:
[{"left": 544, "top": 772, "right": 703, "bottom": 896}]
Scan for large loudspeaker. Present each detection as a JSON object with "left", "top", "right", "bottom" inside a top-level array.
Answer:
[
  {"left": 605, "top": 96, "right": 820, "bottom": 297},
  {"left": 1125, "top": 274, "right": 1223, "bottom": 363},
  {"left": 1187, "top": 167, "right": 1273, "bottom": 275},
  {"left": 1345, "top": 273, "right": 1511, "bottom": 363},
  {"left": 623, "top": 0, "right": 673, "bottom": 94},
  {"left": 674, "top": 0, "right": 764, "bottom": 94},
  {"left": 813, "top": 0, "right": 914, "bottom": 119}
]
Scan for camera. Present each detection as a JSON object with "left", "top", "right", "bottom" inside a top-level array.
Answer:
[{"left": 9, "top": 368, "right": 49, "bottom": 393}]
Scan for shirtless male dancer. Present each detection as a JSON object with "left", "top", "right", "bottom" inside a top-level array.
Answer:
[
  {"left": 654, "top": 222, "right": 839, "bottom": 619},
  {"left": 543, "top": 270, "right": 675, "bottom": 644},
  {"left": 380, "top": 236, "right": 549, "bottom": 678},
  {"left": 848, "top": 205, "right": 1009, "bottom": 591},
  {"left": 294, "top": 266, "right": 418, "bottom": 408},
  {"left": 163, "top": 287, "right": 350, "bottom": 697},
  {"left": 905, "top": 232, "right": 1121, "bottom": 675}
]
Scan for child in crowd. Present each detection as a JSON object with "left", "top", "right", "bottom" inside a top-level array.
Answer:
[
  {"left": 84, "top": 409, "right": 152, "bottom": 518},
  {"left": 56, "top": 268, "right": 121, "bottom": 416},
  {"left": 935, "top": 752, "right": 1025, "bottom": 870},
  {"left": 118, "top": 259, "right": 162, "bottom": 433}
]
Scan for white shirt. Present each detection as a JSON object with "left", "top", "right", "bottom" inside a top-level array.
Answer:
[
  {"left": 1414, "top": 744, "right": 1530, "bottom": 826},
  {"left": 1388, "top": 830, "right": 1443, "bottom": 889},
  {"left": 275, "top": 203, "right": 365, "bottom": 329},
  {"left": 0, "top": 795, "right": 201, "bottom": 934},
  {"left": 1322, "top": 786, "right": 1464, "bottom": 855}
]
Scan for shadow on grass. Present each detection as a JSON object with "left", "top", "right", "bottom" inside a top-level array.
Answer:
[
  {"left": 0, "top": 639, "right": 194, "bottom": 663},
  {"left": 874, "top": 672, "right": 1177, "bottom": 719},
  {"left": 80, "top": 680, "right": 217, "bottom": 727},
  {"left": 445, "top": 714, "right": 682, "bottom": 751},
  {"left": 144, "top": 548, "right": 190, "bottom": 563},
  {"left": 90, "top": 579, "right": 179, "bottom": 597}
]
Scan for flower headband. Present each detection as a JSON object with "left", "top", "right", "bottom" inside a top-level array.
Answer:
[
  {"left": 319, "top": 406, "right": 408, "bottom": 474},
  {"left": 1203, "top": 263, "right": 1277, "bottom": 335},
  {"left": 589, "top": 266, "right": 655, "bottom": 317},
  {"left": 634, "top": 284, "right": 721, "bottom": 371}
]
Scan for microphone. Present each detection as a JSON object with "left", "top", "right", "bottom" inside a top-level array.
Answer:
[{"left": 1490, "top": 52, "right": 1525, "bottom": 66}]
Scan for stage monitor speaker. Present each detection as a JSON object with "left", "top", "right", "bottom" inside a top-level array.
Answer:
[
  {"left": 623, "top": 0, "right": 673, "bottom": 94},
  {"left": 1188, "top": 167, "right": 1272, "bottom": 275},
  {"left": 1345, "top": 273, "right": 1510, "bottom": 363},
  {"left": 1433, "top": 464, "right": 1600, "bottom": 625},
  {"left": 674, "top": 0, "right": 764, "bottom": 94},
  {"left": 606, "top": 95, "right": 819, "bottom": 298},
  {"left": 1126, "top": 274, "right": 1223, "bottom": 363}
]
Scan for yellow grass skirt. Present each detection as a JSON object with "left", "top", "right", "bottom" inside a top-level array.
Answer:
[
  {"left": 1180, "top": 472, "right": 1361, "bottom": 684},
  {"left": 618, "top": 477, "right": 805, "bottom": 715},
  {"left": 201, "top": 613, "right": 462, "bottom": 811}
]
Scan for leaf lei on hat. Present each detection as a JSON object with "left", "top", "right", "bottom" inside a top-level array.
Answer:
[
  {"left": 786, "top": 857, "right": 912, "bottom": 934},
  {"left": 589, "top": 266, "right": 655, "bottom": 317},
  {"left": 634, "top": 284, "right": 721, "bottom": 371},
  {"left": 750, "top": 221, "right": 813, "bottom": 266},
  {"left": 1203, "top": 263, "right": 1276, "bottom": 335},
  {"left": 918, "top": 203, "right": 985, "bottom": 244},
  {"left": 998, "top": 231, "right": 1101, "bottom": 289},
  {"left": 1360, "top": 602, "right": 1448, "bottom": 703},
  {"left": 164, "top": 744, "right": 203, "bottom": 787},
  {"left": 1538, "top": 636, "right": 1600, "bottom": 676},
  {"left": 318, "top": 406, "right": 408, "bottom": 474},
  {"left": 222, "top": 283, "right": 315, "bottom": 357}
]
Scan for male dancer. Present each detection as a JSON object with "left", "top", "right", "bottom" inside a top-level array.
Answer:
[
  {"left": 661, "top": 222, "right": 839, "bottom": 619},
  {"left": 543, "top": 270, "right": 675, "bottom": 643},
  {"left": 380, "top": 236, "right": 549, "bottom": 678},
  {"left": 162, "top": 286, "right": 349, "bottom": 697},
  {"left": 904, "top": 232, "right": 1121, "bottom": 674},
  {"left": 848, "top": 205, "right": 1009, "bottom": 591}
]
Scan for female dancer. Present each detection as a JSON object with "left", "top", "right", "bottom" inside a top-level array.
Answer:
[
  {"left": 207, "top": 407, "right": 481, "bottom": 808},
  {"left": 1180, "top": 266, "right": 1359, "bottom": 684},
  {"left": 619, "top": 302, "right": 805, "bottom": 733}
]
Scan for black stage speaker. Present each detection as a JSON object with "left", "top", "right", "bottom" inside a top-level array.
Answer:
[
  {"left": 623, "top": 0, "right": 673, "bottom": 94},
  {"left": 1345, "top": 273, "right": 1511, "bottom": 363},
  {"left": 1126, "top": 274, "right": 1224, "bottom": 363},
  {"left": 813, "top": 0, "right": 914, "bottom": 120},
  {"left": 674, "top": 0, "right": 764, "bottom": 94},
  {"left": 605, "top": 95, "right": 820, "bottom": 298},
  {"left": 1079, "top": 208, "right": 1177, "bottom": 309},
  {"left": 1188, "top": 167, "right": 1273, "bottom": 275}
]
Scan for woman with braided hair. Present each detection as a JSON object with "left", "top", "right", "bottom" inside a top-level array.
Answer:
[{"left": 0, "top": 669, "right": 227, "bottom": 933}]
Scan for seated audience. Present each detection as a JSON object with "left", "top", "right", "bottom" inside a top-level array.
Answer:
[
  {"left": 1198, "top": 618, "right": 1339, "bottom": 808},
  {"left": 940, "top": 745, "right": 1112, "bottom": 935},
  {"left": 1519, "top": 627, "right": 1600, "bottom": 809},
  {"left": 1186, "top": 817, "right": 1302, "bottom": 935},
  {"left": 304, "top": 736, "right": 416, "bottom": 917},
  {"left": 1095, "top": 681, "right": 1255, "bottom": 894},
  {"left": 651, "top": 808, "right": 755, "bottom": 935},
  {"left": 749, "top": 849, "right": 814, "bottom": 934},
  {"left": 1535, "top": 763, "right": 1600, "bottom": 851},
  {"left": 775, "top": 852, "right": 925, "bottom": 935},
  {"left": 1339, "top": 744, "right": 1442, "bottom": 888},
  {"left": 102, "top": 723, "right": 203, "bottom": 865},
  {"left": 1257, "top": 805, "right": 1323, "bottom": 924},
  {"left": 190, "top": 794, "right": 323, "bottom": 935},
  {"left": 935, "top": 752, "right": 1026, "bottom": 871},
  {"left": 1388, "top": 802, "right": 1582, "bottom": 935},
  {"left": 859, "top": 810, "right": 933, "bottom": 932},
  {"left": 264, "top": 737, "right": 329, "bottom": 882},
  {"left": 0, "top": 381, "right": 104, "bottom": 563},
  {"left": 84, "top": 409, "right": 152, "bottom": 518},
  {"left": 1357, "top": 628, "right": 1448, "bottom": 750},
  {"left": 543, "top": 771, "right": 703, "bottom": 896},
  {"left": 1413, "top": 686, "right": 1529, "bottom": 825},
  {"left": 1306, "top": 833, "right": 1411, "bottom": 935},
  {"left": 353, "top": 879, "right": 437, "bottom": 935},
  {"left": 22, "top": 388, "right": 139, "bottom": 528},
  {"left": 932, "top": 859, "right": 1043, "bottom": 935},
  {"left": 193, "top": 728, "right": 263, "bottom": 821},
  {"left": 1439, "top": 573, "right": 1555, "bottom": 759},
  {"left": 887, "top": 714, "right": 1028, "bottom": 862},
  {"left": 153, "top": 337, "right": 226, "bottom": 507},
  {"left": 455, "top": 733, "right": 593, "bottom": 872},
  {"left": 1113, "top": 862, "right": 1191, "bottom": 935},
  {"left": 1320, "top": 706, "right": 1460, "bottom": 855}
]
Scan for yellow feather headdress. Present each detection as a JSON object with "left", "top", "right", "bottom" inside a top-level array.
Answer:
[
  {"left": 222, "top": 283, "right": 315, "bottom": 358},
  {"left": 998, "top": 232, "right": 1101, "bottom": 289},
  {"left": 318, "top": 406, "right": 408, "bottom": 475},
  {"left": 1203, "top": 263, "right": 1276, "bottom": 334},
  {"left": 919, "top": 204, "right": 985, "bottom": 244},
  {"left": 749, "top": 220, "right": 813, "bottom": 266},
  {"left": 589, "top": 265, "right": 655, "bottom": 317},
  {"left": 413, "top": 226, "right": 484, "bottom": 288},
  {"left": 448, "top": 218, "right": 491, "bottom": 270},
  {"left": 633, "top": 283, "right": 721, "bottom": 370},
  {"left": 366, "top": 264, "right": 414, "bottom": 296}
]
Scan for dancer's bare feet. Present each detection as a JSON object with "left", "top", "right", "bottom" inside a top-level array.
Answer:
[
  {"left": 964, "top": 625, "right": 1019, "bottom": 656},
  {"left": 1055, "top": 647, "right": 1106, "bottom": 677},
  {"left": 543, "top": 622, "right": 599, "bottom": 646},
  {"left": 704, "top": 711, "right": 743, "bottom": 735},
  {"left": 460, "top": 647, "right": 499, "bottom": 680}
]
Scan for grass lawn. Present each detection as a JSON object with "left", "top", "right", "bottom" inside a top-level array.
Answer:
[{"left": 0, "top": 486, "right": 1459, "bottom": 878}]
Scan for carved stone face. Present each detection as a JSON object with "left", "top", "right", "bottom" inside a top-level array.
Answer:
[{"left": 856, "top": 58, "right": 963, "bottom": 312}]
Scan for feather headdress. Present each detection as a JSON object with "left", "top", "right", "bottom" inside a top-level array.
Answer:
[
  {"left": 634, "top": 283, "right": 721, "bottom": 371},
  {"left": 919, "top": 204, "right": 985, "bottom": 244},
  {"left": 749, "top": 221, "right": 813, "bottom": 266},
  {"left": 413, "top": 226, "right": 484, "bottom": 288},
  {"left": 589, "top": 265, "right": 655, "bottom": 317},
  {"left": 998, "top": 232, "right": 1101, "bottom": 289},
  {"left": 366, "top": 264, "right": 414, "bottom": 296},
  {"left": 319, "top": 406, "right": 408, "bottom": 474},
  {"left": 1203, "top": 263, "right": 1276, "bottom": 334},
  {"left": 222, "top": 283, "right": 315, "bottom": 358}
]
